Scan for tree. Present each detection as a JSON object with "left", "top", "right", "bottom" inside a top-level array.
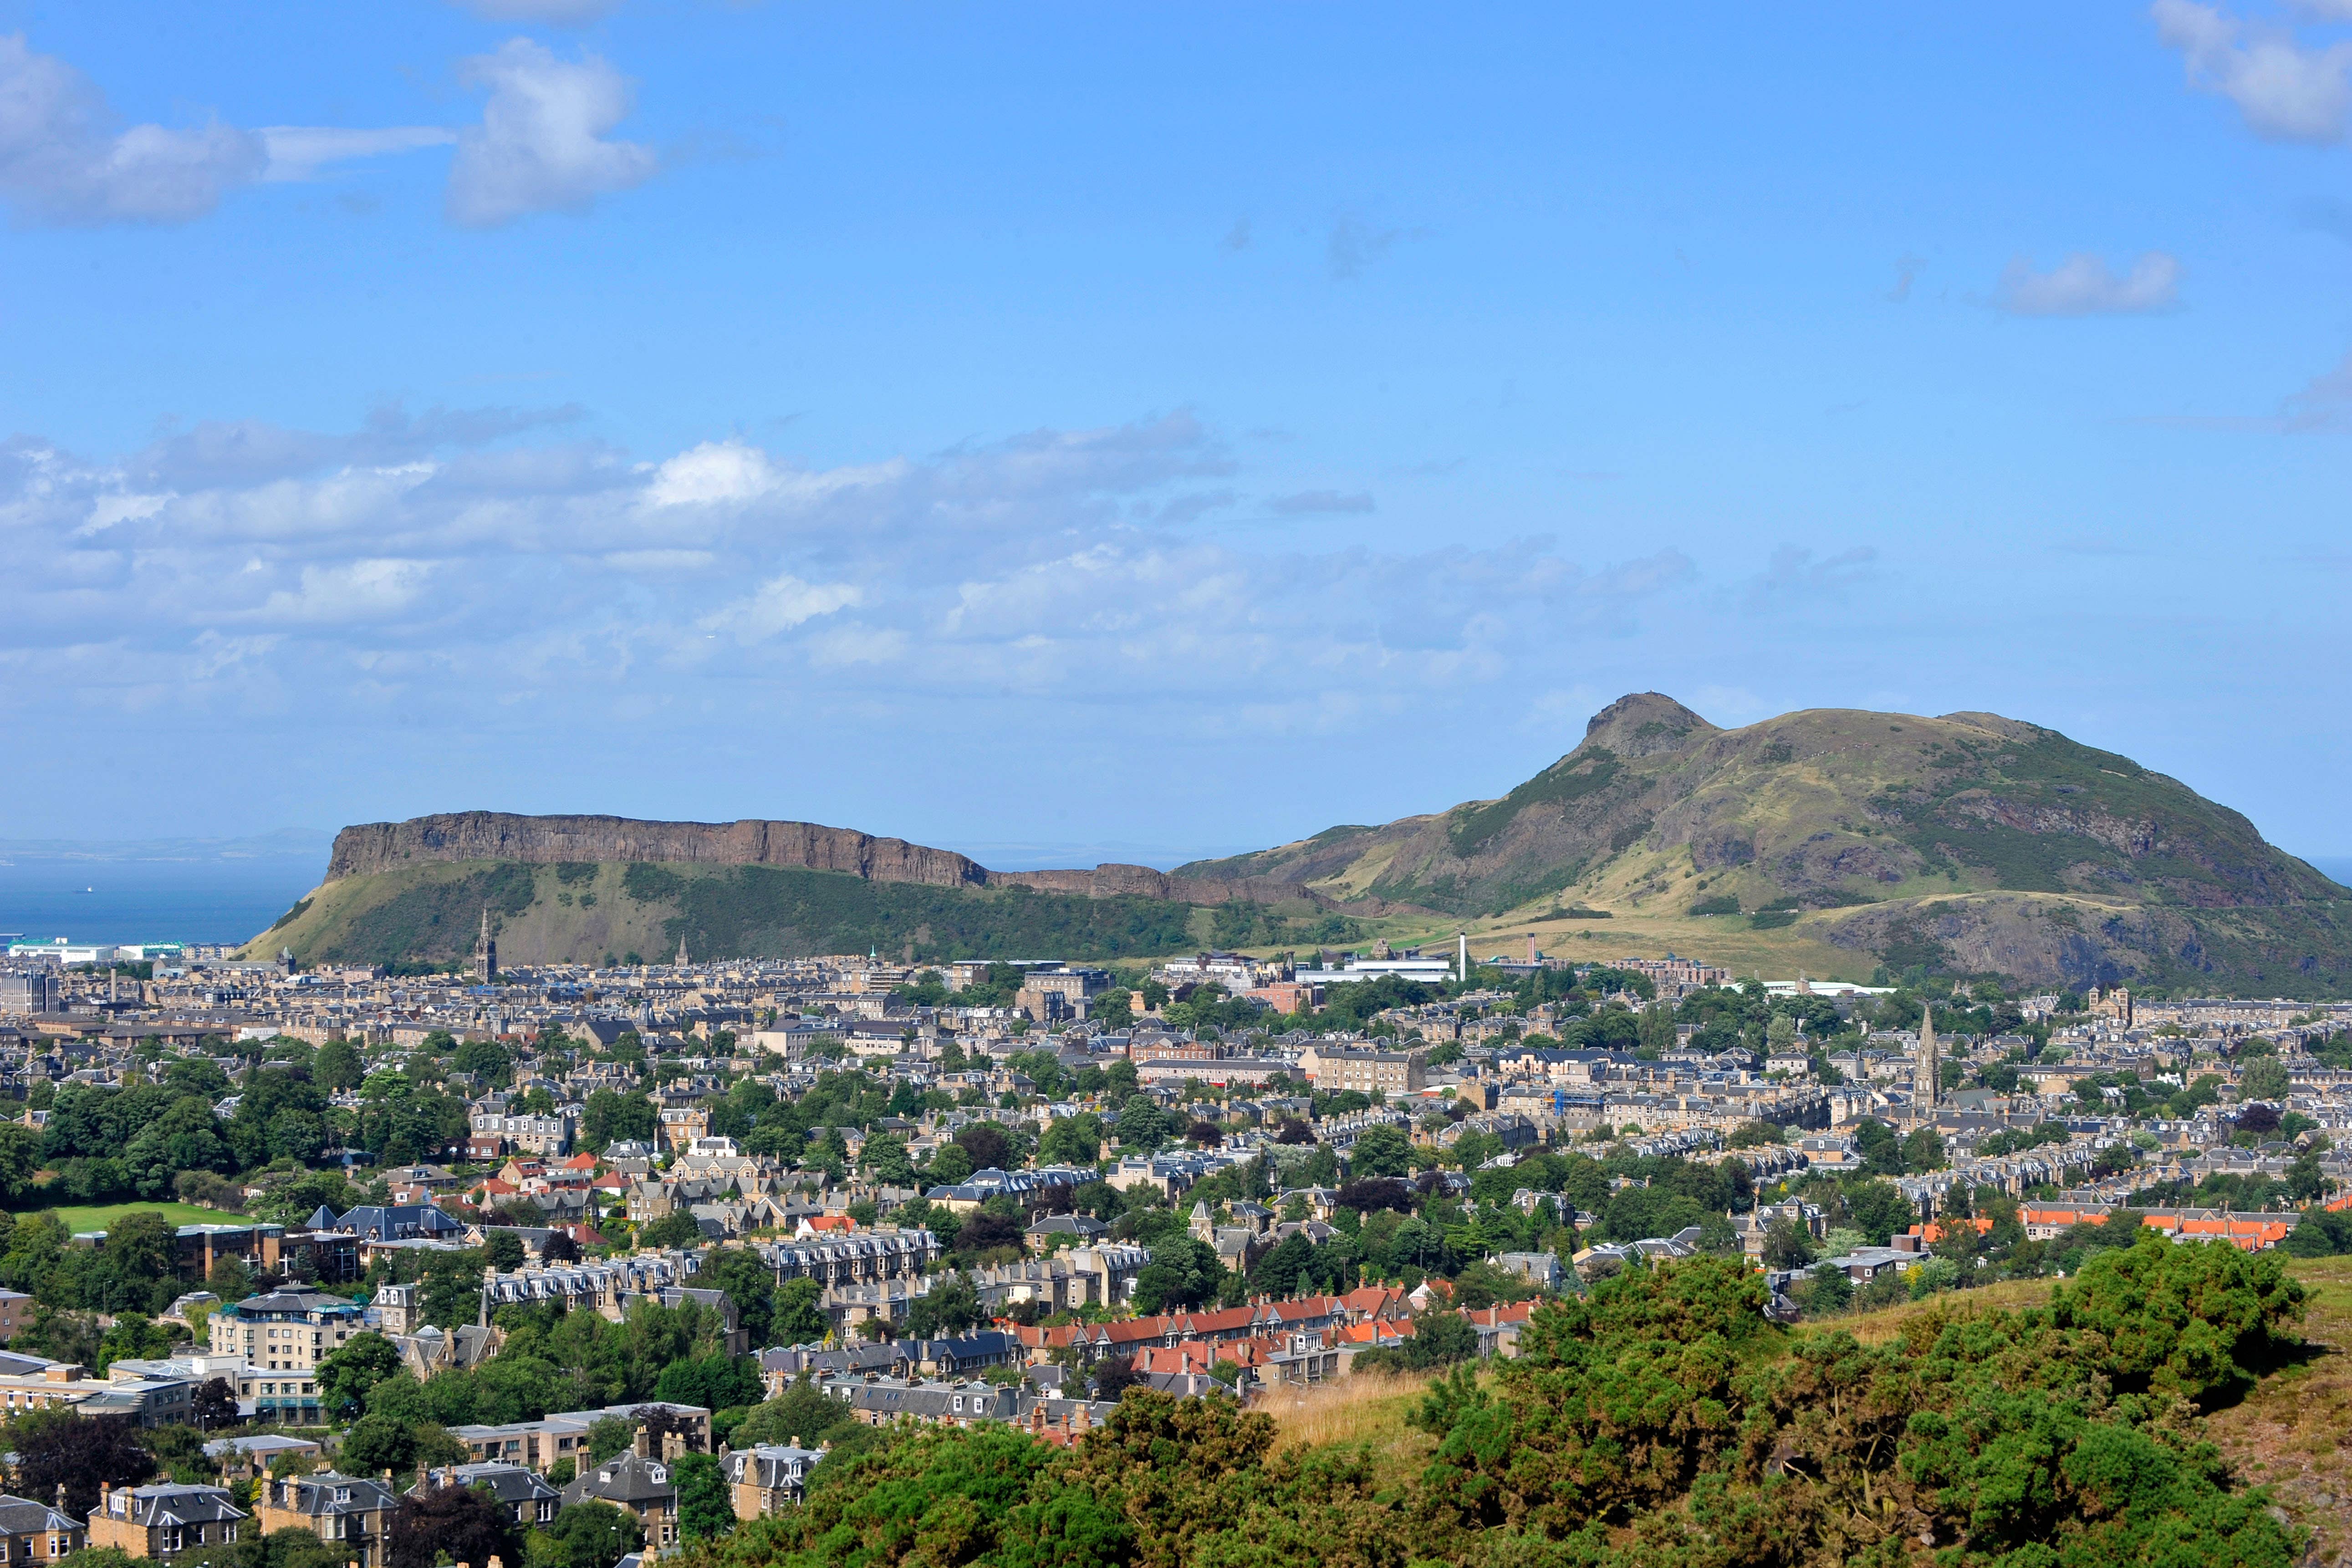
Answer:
[
  {"left": 418, "top": 1259, "right": 485, "bottom": 1328},
  {"left": 2239, "top": 1057, "right": 2291, "bottom": 1104},
  {"left": 734, "top": 1377, "right": 853, "bottom": 1450},
  {"left": 903, "top": 1274, "right": 980, "bottom": 1339},
  {"left": 1093, "top": 1355, "right": 1143, "bottom": 1399},
  {"left": 0, "top": 1124, "right": 41, "bottom": 1203},
  {"left": 317, "top": 1331, "right": 404, "bottom": 1421},
  {"left": 533, "top": 1500, "right": 643, "bottom": 1568},
  {"left": 699, "top": 1246, "right": 778, "bottom": 1347},
  {"left": 1760, "top": 1218, "right": 1817, "bottom": 1270},
  {"left": 582, "top": 1090, "right": 656, "bottom": 1150},
  {"left": 1037, "top": 1114, "right": 1103, "bottom": 1167},
  {"left": 925, "top": 1144, "right": 975, "bottom": 1186},
  {"left": 385, "top": 1482, "right": 523, "bottom": 1568},
  {"left": 340, "top": 1414, "right": 420, "bottom": 1475},
  {"left": 1350, "top": 1124, "right": 1413, "bottom": 1180},
  {"left": 483, "top": 1231, "right": 528, "bottom": 1272},
  {"left": 862, "top": 1135, "right": 915, "bottom": 1185},
  {"left": 192, "top": 1377, "right": 240, "bottom": 1430},
  {"left": 95, "top": 1313, "right": 174, "bottom": 1374},
  {"left": 953, "top": 1124, "right": 1011, "bottom": 1170},
  {"left": 671, "top": 1451, "right": 732, "bottom": 1540},
  {"left": 1901, "top": 1127, "right": 1946, "bottom": 1175},
  {"left": 639, "top": 1211, "right": 705, "bottom": 1250},
  {"left": 775, "top": 1277, "right": 827, "bottom": 1343},
  {"left": 11, "top": 1411, "right": 155, "bottom": 1517},
  {"left": 1115, "top": 1095, "right": 1172, "bottom": 1151},
  {"left": 314, "top": 1039, "right": 364, "bottom": 1094},
  {"left": 453, "top": 1039, "right": 512, "bottom": 1085},
  {"left": 587, "top": 1416, "right": 637, "bottom": 1465}
]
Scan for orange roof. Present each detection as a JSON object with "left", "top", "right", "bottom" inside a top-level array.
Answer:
[
  {"left": 802, "top": 1215, "right": 856, "bottom": 1233},
  {"left": 1908, "top": 1218, "right": 1995, "bottom": 1245}
]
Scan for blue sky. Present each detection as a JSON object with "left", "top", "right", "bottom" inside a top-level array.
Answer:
[{"left": 4, "top": 1, "right": 2350, "bottom": 870}]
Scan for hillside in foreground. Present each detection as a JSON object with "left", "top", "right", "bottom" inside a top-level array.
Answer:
[
  {"left": 673, "top": 1242, "right": 2325, "bottom": 1568},
  {"left": 1184, "top": 692, "right": 2352, "bottom": 993}
]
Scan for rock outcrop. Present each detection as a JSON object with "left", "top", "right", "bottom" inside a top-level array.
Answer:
[{"left": 325, "top": 812, "right": 1344, "bottom": 910}]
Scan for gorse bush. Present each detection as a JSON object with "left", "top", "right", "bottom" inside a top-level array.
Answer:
[{"left": 670, "top": 1235, "right": 2307, "bottom": 1568}]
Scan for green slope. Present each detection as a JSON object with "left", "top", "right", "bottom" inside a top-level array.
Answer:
[
  {"left": 1182, "top": 692, "right": 2352, "bottom": 994},
  {"left": 248, "top": 858, "right": 1233, "bottom": 968}
]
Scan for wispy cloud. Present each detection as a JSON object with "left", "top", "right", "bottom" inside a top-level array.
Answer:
[
  {"left": 2152, "top": 0, "right": 2352, "bottom": 143},
  {"left": 258, "top": 126, "right": 457, "bottom": 183},
  {"left": 1991, "top": 252, "right": 2182, "bottom": 316},
  {"left": 1327, "top": 212, "right": 1426, "bottom": 280},
  {"left": 1738, "top": 545, "right": 1879, "bottom": 613},
  {"left": 1267, "top": 490, "right": 1375, "bottom": 516},
  {"left": 1887, "top": 254, "right": 1927, "bottom": 302},
  {"left": 454, "top": 0, "right": 622, "bottom": 23},
  {"left": 2131, "top": 347, "right": 2352, "bottom": 432}
]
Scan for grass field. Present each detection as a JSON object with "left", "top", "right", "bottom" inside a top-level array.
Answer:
[{"left": 29, "top": 1200, "right": 246, "bottom": 1233}]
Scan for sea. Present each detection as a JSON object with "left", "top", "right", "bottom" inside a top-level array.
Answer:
[{"left": 0, "top": 833, "right": 329, "bottom": 950}]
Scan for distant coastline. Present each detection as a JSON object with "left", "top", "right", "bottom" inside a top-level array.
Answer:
[{"left": 0, "top": 832, "right": 327, "bottom": 947}]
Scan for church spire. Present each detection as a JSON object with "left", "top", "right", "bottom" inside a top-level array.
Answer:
[
  {"left": 1918, "top": 997, "right": 1939, "bottom": 1111},
  {"left": 474, "top": 906, "right": 498, "bottom": 981}
]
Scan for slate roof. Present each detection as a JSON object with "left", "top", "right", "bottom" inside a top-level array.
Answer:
[{"left": 562, "top": 1452, "right": 675, "bottom": 1507}]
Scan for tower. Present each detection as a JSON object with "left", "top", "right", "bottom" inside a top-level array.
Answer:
[
  {"left": 1918, "top": 999, "right": 1939, "bottom": 1111},
  {"left": 675, "top": 932, "right": 690, "bottom": 968},
  {"left": 1457, "top": 930, "right": 1469, "bottom": 982},
  {"left": 474, "top": 907, "right": 498, "bottom": 981}
]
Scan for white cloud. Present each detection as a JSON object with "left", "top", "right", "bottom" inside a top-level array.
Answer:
[
  {"left": 699, "top": 573, "right": 863, "bottom": 644},
  {"left": 455, "top": 0, "right": 622, "bottom": 24},
  {"left": 257, "top": 126, "right": 458, "bottom": 183},
  {"left": 0, "top": 409, "right": 1706, "bottom": 753},
  {"left": 256, "top": 559, "right": 434, "bottom": 623},
  {"left": 445, "top": 39, "right": 657, "bottom": 227},
  {"left": 2152, "top": 0, "right": 2352, "bottom": 143},
  {"left": 647, "top": 440, "right": 783, "bottom": 506},
  {"left": 0, "top": 33, "right": 264, "bottom": 225},
  {"left": 1992, "top": 251, "right": 2182, "bottom": 316}
]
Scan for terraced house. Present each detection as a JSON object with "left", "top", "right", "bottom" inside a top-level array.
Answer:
[
  {"left": 0, "top": 1492, "right": 84, "bottom": 1564},
  {"left": 252, "top": 1472, "right": 399, "bottom": 1568},
  {"left": 88, "top": 1485, "right": 244, "bottom": 1562}
]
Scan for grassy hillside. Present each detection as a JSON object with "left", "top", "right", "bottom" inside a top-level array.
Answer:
[
  {"left": 245, "top": 858, "right": 1264, "bottom": 967},
  {"left": 1184, "top": 692, "right": 2352, "bottom": 992},
  {"left": 673, "top": 1241, "right": 2318, "bottom": 1568}
]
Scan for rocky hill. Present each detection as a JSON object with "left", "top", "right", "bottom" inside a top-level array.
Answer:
[
  {"left": 251, "top": 812, "right": 1362, "bottom": 969},
  {"left": 1179, "top": 693, "right": 2352, "bottom": 994}
]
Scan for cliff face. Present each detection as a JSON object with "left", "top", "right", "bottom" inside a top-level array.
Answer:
[
  {"left": 327, "top": 812, "right": 991, "bottom": 888},
  {"left": 324, "top": 812, "right": 1344, "bottom": 910}
]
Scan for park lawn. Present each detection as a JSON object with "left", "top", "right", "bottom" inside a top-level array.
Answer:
[{"left": 31, "top": 1200, "right": 247, "bottom": 1233}]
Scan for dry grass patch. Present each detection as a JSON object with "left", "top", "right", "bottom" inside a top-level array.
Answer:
[
  {"left": 1263, "top": 1372, "right": 1440, "bottom": 1484},
  {"left": 2203, "top": 1257, "right": 2352, "bottom": 1568},
  {"left": 1838, "top": 1277, "right": 2057, "bottom": 1346}
]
